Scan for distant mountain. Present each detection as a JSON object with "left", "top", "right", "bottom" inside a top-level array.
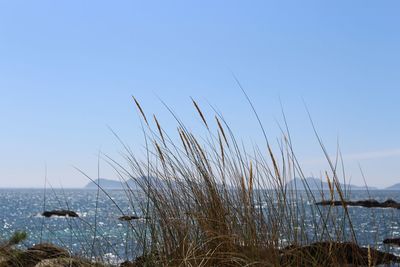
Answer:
[
  {"left": 385, "top": 183, "right": 400, "bottom": 190},
  {"left": 287, "top": 177, "right": 375, "bottom": 191},
  {"left": 84, "top": 177, "right": 163, "bottom": 190},
  {"left": 84, "top": 178, "right": 138, "bottom": 190},
  {"left": 85, "top": 177, "right": 378, "bottom": 191}
]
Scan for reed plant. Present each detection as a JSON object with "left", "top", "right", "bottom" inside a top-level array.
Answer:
[
  {"left": 101, "top": 97, "right": 393, "bottom": 266},
  {"left": 2, "top": 96, "right": 397, "bottom": 266}
]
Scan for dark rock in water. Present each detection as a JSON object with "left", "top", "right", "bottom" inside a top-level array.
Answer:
[
  {"left": 118, "top": 215, "right": 150, "bottom": 221},
  {"left": 119, "top": 215, "right": 140, "bottom": 221},
  {"left": 42, "top": 210, "right": 79, "bottom": 218},
  {"left": 316, "top": 199, "right": 400, "bottom": 209},
  {"left": 383, "top": 238, "right": 400, "bottom": 246},
  {"left": 356, "top": 199, "right": 380, "bottom": 207},
  {"left": 384, "top": 198, "right": 398, "bottom": 205},
  {"left": 280, "top": 241, "right": 399, "bottom": 266}
]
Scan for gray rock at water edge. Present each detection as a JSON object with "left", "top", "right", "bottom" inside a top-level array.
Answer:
[{"left": 41, "top": 210, "right": 79, "bottom": 218}]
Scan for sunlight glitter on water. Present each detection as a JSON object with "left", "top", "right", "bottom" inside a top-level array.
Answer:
[{"left": 2, "top": 189, "right": 400, "bottom": 260}]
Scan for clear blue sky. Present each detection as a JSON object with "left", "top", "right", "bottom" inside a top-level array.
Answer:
[{"left": 1, "top": 1, "right": 399, "bottom": 188}]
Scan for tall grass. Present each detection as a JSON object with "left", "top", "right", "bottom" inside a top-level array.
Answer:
[
  {"left": 102, "top": 97, "right": 372, "bottom": 266},
  {"left": 2, "top": 96, "right": 397, "bottom": 266}
]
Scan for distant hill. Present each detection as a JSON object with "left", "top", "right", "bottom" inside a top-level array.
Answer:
[
  {"left": 84, "top": 177, "right": 163, "bottom": 190},
  {"left": 85, "top": 177, "right": 379, "bottom": 191},
  {"left": 385, "top": 183, "right": 400, "bottom": 190},
  {"left": 287, "top": 177, "right": 375, "bottom": 191},
  {"left": 84, "top": 178, "right": 138, "bottom": 190}
]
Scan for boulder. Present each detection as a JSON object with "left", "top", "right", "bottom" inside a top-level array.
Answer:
[
  {"left": 28, "top": 243, "right": 69, "bottom": 258},
  {"left": 34, "top": 258, "right": 95, "bottom": 267},
  {"left": 316, "top": 199, "right": 400, "bottom": 209},
  {"left": 383, "top": 238, "right": 400, "bottom": 246},
  {"left": 280, "top": 241, "right": 399, "bottom": 266},
  {"left": 42, "top": 210, "right": 79, "bottom": 218},
  {"left": 1, "top": 244, "right": 68, "bottom": 267},
  {"left": 118, "top": 215, "right": 140, "bottom": 221},
  {"left": 118, "top": 215, "right": 150, "bottom": 221}
]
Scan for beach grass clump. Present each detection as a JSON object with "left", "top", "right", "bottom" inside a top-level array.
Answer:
[{"left": 102, "top": 97, "right": 398, "bottom": 266}]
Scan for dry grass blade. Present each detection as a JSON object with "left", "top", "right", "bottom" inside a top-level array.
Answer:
[
  {"left": 155, "top": 141, "right": 165, "bottom": 165},
  {"left": 248, "top": 161, "right": 253, "bottom": 199},
  {"left": 178, "top": 127, "right": 190, "bottom": 155},
  {"left": 325, "top": 172, "right": 334, "bottom": 201},
  {"left": 215, "top": 116, "right": 229, "bottom": 147},
  {"left": 97, "top": 97, "right": 393, "bottom": 267},
  {"left": 132, "top": 96, "right": 149, "bottom": 125},
  {"left": 217, "top": 131, "right": 225, "bottom": 167},
  {"left": 192, "top": 98, "right": 209, "bottom": 129},
  {"left": 153, "top": 114, "right": 166, "bottom": 146}
]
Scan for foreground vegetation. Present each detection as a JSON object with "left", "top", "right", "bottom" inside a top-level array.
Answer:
[
  {"left": 98, "top": 98, "right": 399, "bottom": 266},
  {"left": 3, "top": 97, "right": 399, "bottom": 266}
]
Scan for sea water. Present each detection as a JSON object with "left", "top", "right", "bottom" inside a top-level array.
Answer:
[{"left": 1, "top": 189, "right": 400, "bottom": 263}]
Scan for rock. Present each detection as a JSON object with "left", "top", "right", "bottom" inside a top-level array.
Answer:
[
  {"left": 118, "top": 215, "right": 150, "bottom": 221},
  {"left": 0, "top": 244, "right": 101, "bottom": 267},
  {"left": 120, "top": 260, "right": 137, "bottom": 266},
  {"left": 34, "top": 258, "right": 95, "bottom": 267},
  {"left": 1, "top": 250, "right": 47, "bottom": 267},
  {"left": 384, "top": 198, "right": 397, "bottom": 205},
  {"left": 127, "top": 242, "right": 399, "bottom": 266},
  {"left": 119, "top": 256, "right": 146, "bottom": 267},
  {"left": 280, "top": 241, "right": 399, "bottom": 266},
  {"left": 42, "top": 210, "right": 79, "bottom": 218},
  {"left": 354, "top": 199, "right": 380, "bottom": 207},
  {"left": 1, "top": 244, "right": 68, "bottom": 267},
  {"left": 316, "top": 199, "right": 400, "bottom": 209},
  {"left": 118, "top": 215, "right": 140, "bottom": 221},
  {"left": 28, "top": 243, "right": 69, "bottom": 258},
  {"left": 383, "top": 238, "right": 400, "bottom": 246}
]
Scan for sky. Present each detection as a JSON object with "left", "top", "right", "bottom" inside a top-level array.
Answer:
[{"left": 0, "top": 1, "right": 400, "bottom": 188}]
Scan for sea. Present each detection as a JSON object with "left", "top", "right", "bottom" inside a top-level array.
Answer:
[{"left": 1, "top": 189, "right": 400, "bottom": 264}]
